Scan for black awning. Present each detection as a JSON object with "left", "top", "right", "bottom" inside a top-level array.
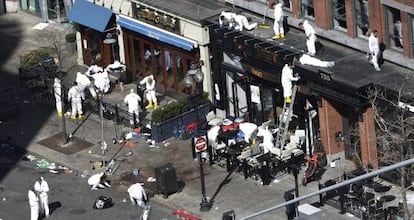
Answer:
[{"left": 240, "top": 57, "right": 282, "bottom": 85}]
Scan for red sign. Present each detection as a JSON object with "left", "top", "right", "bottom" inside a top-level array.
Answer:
[{"left": 194, "top": 135, "right": 207, "bottom": 153}]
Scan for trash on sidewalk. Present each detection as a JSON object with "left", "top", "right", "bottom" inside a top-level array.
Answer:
[
  {"left": 147, "top": 177, "right": 156, "bottom": 182},
  {"left": 92, "top": 161, "right": 103, "bottom": 170},
  {"left": 132, "top": 168, "right": 140, "bottom": 176},
  {"left": 173, "top": 208, "right": 201, "bottom": 220},
  {"left": 23, "top": 154, "right": 36, "bottom": 161},
  {"left": 123, "top": 151, "right": 133, "bottom": 157},
  {"left": 36, "top": 159, "right": 51, "bottom": 169}
]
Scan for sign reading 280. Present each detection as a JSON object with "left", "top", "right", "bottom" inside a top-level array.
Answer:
[{"left": 319, "top": 71, "right": 331, "bottom": 82}]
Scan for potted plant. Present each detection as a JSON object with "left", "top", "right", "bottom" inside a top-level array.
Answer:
[{"left": 151, "top": 92, "right": 210, "bottom": 143}]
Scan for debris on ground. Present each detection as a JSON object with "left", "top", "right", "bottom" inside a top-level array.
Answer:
[
  {"left": 23, "top": 154, "right": 36, "bottom": 161},
  {"left": 133, "top": 168, "right": 140, "bottom": 176},
  {"left": 36, "top": 159, "right": 50, "bottom": 169}
]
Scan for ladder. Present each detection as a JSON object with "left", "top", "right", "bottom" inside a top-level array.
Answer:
[{"left": 275, "top": 84, "right": 298, "bottom": 149}]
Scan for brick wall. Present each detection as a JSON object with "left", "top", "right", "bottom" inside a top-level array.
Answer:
[
  {"left": 313, "top": 0, "right": 331, "bottom": 30},
  {"left": 318, "top": 98, "right": 344, "bottom": 155},
  {"left": 359, "top": 107, "right": 378, "bottom": 168}
]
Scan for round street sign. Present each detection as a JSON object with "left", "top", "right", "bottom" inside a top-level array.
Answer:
[{"left": 194, "top": 135, "right": 207, "bottom": 153}]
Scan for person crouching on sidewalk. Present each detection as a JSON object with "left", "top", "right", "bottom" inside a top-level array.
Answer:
[{"left": 88, "top": 172, "right": 111, "bottom": 190}]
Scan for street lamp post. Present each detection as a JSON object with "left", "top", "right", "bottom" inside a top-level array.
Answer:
[
  {"left": 99, "top": 91, "right": 107, "bottom": 168},
  {"left": 184, "top": 65, "right": 211, "bottom": 212}
]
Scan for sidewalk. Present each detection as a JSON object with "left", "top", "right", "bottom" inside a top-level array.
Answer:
[{"left": 0, "top": 11, "right": 364, "bottom": 220}]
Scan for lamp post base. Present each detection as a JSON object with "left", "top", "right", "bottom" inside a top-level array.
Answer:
[{"left": 200, "top": 198, "right": 212, "bottom": 212}]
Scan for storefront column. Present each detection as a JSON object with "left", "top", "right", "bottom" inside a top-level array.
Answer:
[
  {"left": 117, "top": 25, "right": 126, "bottom": 64},
  {"left": 199, "top": 45, "right": 212, "bottom": 100},
  {"left": 318, "top": 98, "right": 345, "bottom": 155},
  {"left": 359, "top": 107, "right": 378, "bottom": 168},
  {"left": 76, "top": 31, "right": 84, "bottom": 65}
]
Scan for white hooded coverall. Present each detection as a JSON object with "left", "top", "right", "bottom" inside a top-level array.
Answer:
[
  {"left": 88, "top": 172, "right": 111, "bottom": 190},
  {"left": 303, "top": 20, "right": 317, "bottom": 56},
  {"left": 92, "top": 69, "right": 111, "bottom": 94},
  {"left": 218, "top": 11, "right": 236, "bottom": 28},
  {"left": 34, "top": 177, "right": 49, "bottom": 218},
  {"left": 28, "top": 190, "right": 39, "bottom": 220},
  {"left": 299, "top": 54, "right": 335, "bottom": 68},
  {"left": 53, "top": 77, "right": 62, "bottom": 116},
  {"left": 140, "top": 75, "right": 157, "bottom": 108},
  {"left": 128, "top": 183, "right": 151, "bottom": 220},
  {"left": 368, "top": 32, "right": 381, "bottom": 71},
  {"left": 76, "top": 72, "right": 97, "bottom": 99},
  {"left": 273, "top": 3, "right": 284, "bottom": 37},
  {"left": 124, "top": 89, "right": 141, "bottom": 126},
  {"left": 68, "top": 84, "right": 83, "bottom": 118},
  {"left": 234, "top": 14, "right": 257, "bottom": 31},
  {"left": 281, "top": 64, "right": 299, "bottom": 98}
]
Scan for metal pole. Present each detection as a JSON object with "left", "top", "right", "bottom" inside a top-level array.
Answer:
[
  {"left": 199, "top": 151, "right": 211, "bottom": 211},
  {"left": 60, "top": 84, "right": 68, "bottom": 143},
  {"left": 99, "top": 92, "right": 107, "bottom": 168},
  {"left": 239, "top": 157, "right": 414, "bottom": 220}
]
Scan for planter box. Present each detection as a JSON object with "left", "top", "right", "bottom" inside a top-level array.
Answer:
[{"left": 151, "top": 103, "right": 210, "bottom": 143}]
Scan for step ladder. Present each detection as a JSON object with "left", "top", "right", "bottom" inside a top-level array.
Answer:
[{"left": 275, "top": 84, "right": 298, "bottom": 149}]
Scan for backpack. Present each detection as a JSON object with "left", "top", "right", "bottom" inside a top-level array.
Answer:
[{"left": 93, "top": 196, "right": 113, "bottom": 209}]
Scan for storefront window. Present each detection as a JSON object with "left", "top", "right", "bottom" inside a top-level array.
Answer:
[
  {"left": 332, "top": 0, "right": 347, "bottom": 32},
  {"left": 282, "top": 0, "right": 292, "bottom": 12},
  {"left": 223, "top": 51, "right": 243, "bottom": 69},
  {"left": 386, "top": 6, "right": 403, "bottom": 50},
  {"left": 300, "top": 0, "right": 314, "bottom": 20},
  {"left": 47, "top": 0, "right": 66, "bottom": 20},
  {"left": 355, "top": 0, "right": 369, "bottom": 38}
]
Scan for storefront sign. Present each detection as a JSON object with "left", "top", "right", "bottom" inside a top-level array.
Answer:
[
  {"left": 251, "top": 68, "right": 263, "bottom": 78},
  {"left": 319, "top": 70, "right": 332, "bottom": 82},
  {"left": 132, "top": 2, "right": 179, "bottom": 33}
]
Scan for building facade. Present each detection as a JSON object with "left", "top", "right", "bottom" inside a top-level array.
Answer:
[
  {"left": 224, "top": 0, "right": 414, "bottom": 168},
  {"left": 63, "top": 0, "right": 414, "bottom": 168}
]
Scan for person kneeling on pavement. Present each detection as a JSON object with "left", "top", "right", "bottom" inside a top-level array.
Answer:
[{"left": 88, "top": 172, "right": 111, "bottom": 190}]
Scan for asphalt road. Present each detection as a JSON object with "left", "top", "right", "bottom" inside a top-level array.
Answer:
[{"left": 0, "top": 149, "right": 178, "bottom": 220}]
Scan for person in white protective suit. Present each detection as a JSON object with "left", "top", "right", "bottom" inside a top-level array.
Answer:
[
  {"left": 299, "top": 20, "right": 317, "bottom": 56},
  {"left": 68, "top": 82, "right": 84, "bottom": 120},
  {"left": 281, "top": 63, "right": 300, "bottom": 104},
  {"left": 128, "top": 183, "right": 151, "bottom": 220},
  {"left": 218, "top": 11, "right": 236, "bottom": 29},
  {"left": 53, "top": 77, "right": 63, "bottom": 117},
  {"left": 368, "top": 30, "right": 381, "bottom": 71},
  {"left": 34, "top": 177, "right": 50, "bottom": 218},
  {"left": 88, "top": 172, "right": 111, "bottom": 190},
  {"left": 87, "top": 64, "right": 104, "bottom": 76},
  {"left": 92, "top": 68, "right": 111, "bottom": 94},
  {"left": 140, "top": 75, "right": 157, "bottom": 109},
  {"left": 233, "top": 14, "right": 257, "bottom": 31},
  {"left": 76, "top": 72, "right": 97, "bottom": 99},
  {"left": 272, "top": 1, "right": 284, "bottom": 40},
  {"left": 28, "top": 189, "right": 40, "bottom": 220},
  {"left": 124, "top": 88, "right": 142, "bottom": 127},
  {"left": 298, "top": 54, "right": 335, "bottom": 67}
]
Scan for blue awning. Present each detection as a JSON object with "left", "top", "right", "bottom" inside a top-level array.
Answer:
[
  {"left": 67, "top": 0, "right": 113, "bottom": 32},
  {"left": 118, "top": 15, "right": 197, "bottom": 51}
]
